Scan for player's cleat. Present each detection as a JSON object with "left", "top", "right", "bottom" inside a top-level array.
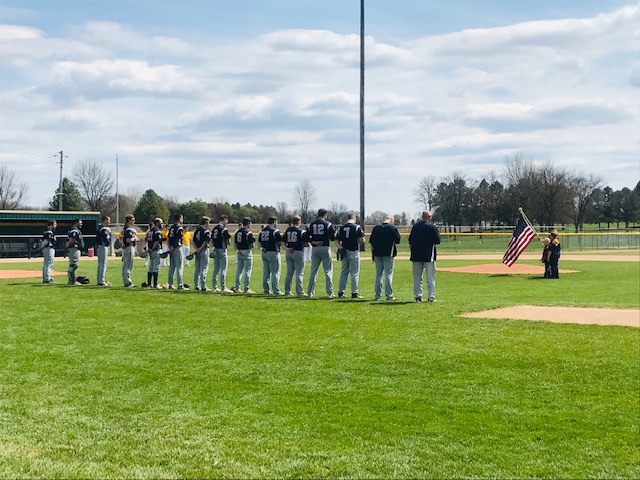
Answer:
[
  {"left": 297, "top": 292, "right": 308, "bottom": 297},
  {"left": 244, "top": 289, "right": 256, "bottom": 294},
  {"left": 177, "top": 285, "right": 190, "bottom": 290},
  {"left": 194, "top": 287, "right": 200, "bottom": 291},
  {"left": 68, "top": 281, "right": 81, "bottom": 286},
  {"left": 222, "top": 288, "right": 234, "bottom": 293},
  {"left": 374, "top": 296, "right": 381, "bottom": 301},
  {"left": 201, "top": 287, "right": 211, "bottom": 292},
  {"left": 386, "top": 296, "right": 397, "bottom": 301},
  {"left": 337, "top": 292, "right": 345, "bottom": 298},
  {"left": 351, "top": 293, "right": 364, "bottom": 299},
  {"left": 428, "top": 298, "right": 436, "bottom": 303},
  {"left": 124, "top": 283, "right": 136, "bottom": 288},
  {"left": 231, "top": 286, "right": 239, "bottom": 293},
  {"left": 415, "top": 296, "right": 422, "bottom": 302},
  {"left": 213, "top": 288, "right": 221, "bottom": 293},
  {"left": 274, "top": 292, "right": 285, "bottom": 296}
]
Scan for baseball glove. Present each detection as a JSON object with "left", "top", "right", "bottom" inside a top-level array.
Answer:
[{"left": 186, "top": 253, "right": 195, "bottom": 261}]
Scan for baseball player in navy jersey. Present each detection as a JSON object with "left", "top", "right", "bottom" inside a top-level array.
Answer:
[
  {"left": 306, "top": 208, "right": 336, "bottom": 298},
  {"left": 233, "top": 217, "right": 256, "bottom": 293},
  {"left": 66, "top": 218, "right": 84, "bottom": 285},
  {"left": 409, "top": 210, "right": 441, "bottom": 302},
  {"left": 283, "top": 215, "right": 307, "bottom": 297},
  {"left": 168, "top": 213, "right": 188, "bottom": 289},
  {"left": 369, "top": 214, "right": 401, "bottom": 300},
  {"left": 335, "top": 212, "right": 365, "bottom": 299},
  {"left": 96, "top": 215, "right": 113, "bottom": 286},
  {"left": 121, "top": 214, "right": 138, "bottom": 288},
  {"left": 193, "top": 216, "right": 212, "bottom": 292},
  {"left": 259, "top": 216, "right": 284, "bottom": 295},
  {"left": 146, "top": 217, "right": 164, "bottom": 289},
  {"left": 211, "top": 215, "right": 232, "bottom": 292},
  {"left": 41, "top": 219, "right": 57, "bottom": 284}
]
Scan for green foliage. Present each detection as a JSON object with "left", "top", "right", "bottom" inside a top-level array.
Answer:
[
  {"left": 133, "top": 189, "right": 169, "bottom": 224},
  {"left": 49, "top": 177, "right": 85, "bottom": 211},
  {"left": 0, "top": 257, "right": 637, "bottom": 477},
  {"left": 179, "top": 199, "right": 210, "bottom": 224}
]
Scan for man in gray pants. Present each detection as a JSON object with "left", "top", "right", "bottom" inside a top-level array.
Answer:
[
  {"left": 233, "top": 217, "right": 256, "bottom": 293},
  {"left": 211, "top": 215, "right": 232, "bottom": 292},
  {"left": 96, "top": 215, "right": 113, "bottom": 286},
  {"left": 335, "top": 212, "right": 365, "bottom": 299},
  {"left": 41, "top": 219, "right": 57, "bottom": 284},
  {"left": 283, "top": 215, "right": 307, "bottom": 296},
  {"left": 66, "top": 218, "right": 84, "bottom": 285},
  {"left": 121, "top": 214, "right": 138, "bottom": 288},
  {"left": 168, "top": 213, "right": 187, "bottom": 290},
  {"left": 369, "top": 214, "right": 401, "bottom": 300},
  {"left": 306, "top": 208, "right": 336, "bottom": 298},
  {"left": 409, "top": 210, "right": 441, "bottom": 302},
  {"left": 192, "top": 216, "right": 211, "bottom": 292},
  {"left": 259, "top": 216, "right": 284, "bottom": 295}
]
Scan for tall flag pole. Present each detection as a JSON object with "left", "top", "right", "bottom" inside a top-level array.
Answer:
[
  {"left": 502, "top": 208, "right": 537, "bottom": 267},
  {"left": 359, "top": 0, "right": 365, "bottom": 251}
]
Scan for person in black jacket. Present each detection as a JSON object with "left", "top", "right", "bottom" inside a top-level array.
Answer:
[
  {"left": 369, "top": 214, "right": 401, "bottom": 300},
  {"left": 408, "top": 210, "right": 441, "bottom": 302}
]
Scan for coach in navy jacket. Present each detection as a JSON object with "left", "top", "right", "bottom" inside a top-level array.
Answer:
[
  {"left": 408, "top": 210, "right": 441, "bottom": 303},
  {"left": 369, "top": 214, "right": 401, "bottom": 300}
]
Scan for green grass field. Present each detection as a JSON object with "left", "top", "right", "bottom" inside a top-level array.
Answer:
[{"left": 1, "top": 254, "right": 638, "bottom": 478}]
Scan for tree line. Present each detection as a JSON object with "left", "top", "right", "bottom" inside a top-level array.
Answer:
[
  {"left": 414, "top": 155, "right": 639, "bottom": 231},
  {"left": 1, "top": 156, "right": 638, "bottom": 230}
]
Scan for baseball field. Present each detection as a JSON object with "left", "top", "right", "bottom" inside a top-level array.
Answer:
[{"left": 0, "top": 252, "right": 638, "bottom": 478}]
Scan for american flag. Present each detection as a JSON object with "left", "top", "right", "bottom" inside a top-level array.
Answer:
[{"left": 502, "top": 213, "right": 537, "bottom": 267}]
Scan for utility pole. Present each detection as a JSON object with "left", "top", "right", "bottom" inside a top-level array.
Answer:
[
  {"left": 115, "top": 154, "right": 119, "bottom": 226},
  {"left": 57, "top": 150, "right": 67, "bottom": 211},
  {"left": 359, "top": 0, "right": 366, "bottom": 250}
]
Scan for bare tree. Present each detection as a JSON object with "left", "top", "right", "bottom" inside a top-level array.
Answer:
[
  {"left": 569, "top": 173, "right": 603, "bottom": 232},
  {"left": 414, "top": 176, "right": 437, "bottom": 210},
  {"left": 0, "top": 165, "right": 28, "bottom": 209},
  {"left": 276, "top": 201, "right": 291, "bottom": 222},
  {"left": 73, "top": 159, "right": 115, "bottom": 213},
  {"left": 293, "top": 178, "right": 316, "bottom": 223},
  {"left": 328, "top": 202, "right": 349, "bottom": 224}
]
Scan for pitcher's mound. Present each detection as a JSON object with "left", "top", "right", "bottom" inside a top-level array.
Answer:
[
  {"left": 461, "top": 305, "right": 639, "bottom": 327},
  {"left": 439, "top": 263, "right": 578, "bottom": 275}
]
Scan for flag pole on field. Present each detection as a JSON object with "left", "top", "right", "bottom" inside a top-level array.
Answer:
[{"left": 518, "top": 207, "right": 543, "bottom": 244}]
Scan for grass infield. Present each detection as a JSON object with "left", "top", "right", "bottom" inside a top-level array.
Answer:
[{"left": 0, "top": 256, "right": 638, "bottom": 478}]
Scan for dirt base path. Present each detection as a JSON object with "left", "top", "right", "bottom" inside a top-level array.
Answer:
[
  {"left": 461, "top": 305, "right": 639, "bottom": 327},
  {"left": 0, "top": 270, "right": 66, "bottom": 279}
]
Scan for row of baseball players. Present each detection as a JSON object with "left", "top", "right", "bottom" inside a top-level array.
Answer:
[{"left": 41, "top": 209, "right": 441, "bottom": 302}]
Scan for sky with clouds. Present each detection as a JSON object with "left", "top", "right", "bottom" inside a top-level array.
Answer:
[{"left": 1, "top": 0, "right": 638, "bottom": 215}]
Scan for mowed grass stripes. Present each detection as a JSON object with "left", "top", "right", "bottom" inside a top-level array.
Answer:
[{"left": 0, "top": 257, "right": 638, "bottom": 478}]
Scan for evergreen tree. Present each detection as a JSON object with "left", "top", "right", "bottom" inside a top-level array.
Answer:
[
  {"left": 49, "top": 177, "right": 85, "bottom": 211},
  {"left": 134, "top": 189, "right": 170, "bottom": 224}
]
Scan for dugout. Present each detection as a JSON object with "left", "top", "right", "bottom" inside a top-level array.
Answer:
[{"left": 0, "top": 210, "right": 101, "bottom": 258}]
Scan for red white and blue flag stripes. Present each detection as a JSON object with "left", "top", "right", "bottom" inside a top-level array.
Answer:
[{"left": 502, "top": 212, "right": 537, "bottom": 267}]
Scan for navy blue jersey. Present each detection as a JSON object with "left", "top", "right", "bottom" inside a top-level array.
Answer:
[
  {"left": 259, "top": 225, "right": 283, "bottom": 252},
  {"left": 168, "top": 223, "right": 184, "bottom": 248},
  {"left": 193, "top": 226, "right": 211, "bottom": 248},
  {"left": 211, "top": 224, "right": 231, "bottom": 249},
  {"left": 549, "top": 241, "right": 561, "bottom": 258},
  {"left": 122, "top": 226, "right": 137, "bottom": 247},
  {"left": 408, "top": 221, "right": 441, "bottom": 262},
  {"left": 307, "top": 219, "right": 335, "bottom": 246},
  {"left": 337, "top": 222, "right": 364, "bottom": 251},
  {"left": 283, "top": 226, "right": 305, "bottom": 251},
  {"left": 147, "top": 228, "right": 163, "bottom": 250},
  {"left": 67, "top": 227, "right": 84, "bottom": 250},
  {"left": 234, "top": 227, "right": 255, "bottom": 250},
  {"left": 369, "top": 222, "right": 401, "bottom": 257},
  {"left": 97, "top": 225, "right": 112, "bottom": 246},
  {"left": 42, "top": 228, "right": 56, "bottom": 248}
]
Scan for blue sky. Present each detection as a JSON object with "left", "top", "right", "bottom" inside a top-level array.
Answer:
[{"left": 1, "top": 1, "right": 638, "bottom": 215}]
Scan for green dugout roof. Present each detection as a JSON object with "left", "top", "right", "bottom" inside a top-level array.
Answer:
[{"left": 0, "top": 210, "right": 101, "bottom": 221}]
